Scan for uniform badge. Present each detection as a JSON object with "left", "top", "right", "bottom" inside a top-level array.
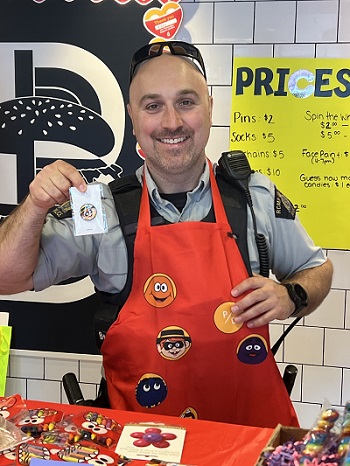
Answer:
[
  {"left": 50, "top": 201, "right": 72, "bottom": 220},
  {"left": 274, "top": 188, "right": 296, "bottom": 219}
]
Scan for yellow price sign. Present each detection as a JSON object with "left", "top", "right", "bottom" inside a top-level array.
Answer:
[{"left": 230, "top": 58, "right": 350, "bottom": 250}]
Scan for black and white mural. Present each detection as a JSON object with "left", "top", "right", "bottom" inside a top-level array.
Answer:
[{"left": 0, "top": 0, "right": 184, "bottom": 353}]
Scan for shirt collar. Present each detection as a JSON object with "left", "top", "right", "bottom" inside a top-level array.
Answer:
[{"left": 136, "top": 160, "right": 210, "bottom": 205}]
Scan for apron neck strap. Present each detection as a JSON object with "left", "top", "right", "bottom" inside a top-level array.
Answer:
[{"left": 140, "top": 161, "right": 230, "bottom": 226}]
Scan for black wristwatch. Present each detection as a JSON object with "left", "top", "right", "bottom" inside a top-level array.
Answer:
[{"left": 282, "top": 283, "right": 309, "bottom": 317}]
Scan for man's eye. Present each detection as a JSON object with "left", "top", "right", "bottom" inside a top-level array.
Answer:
[
  {"left": 146, "top": 103, "right": 160, "bottom": 111},
  {"left": 180, "top": 100, "right": 193, "bottom": 106}
]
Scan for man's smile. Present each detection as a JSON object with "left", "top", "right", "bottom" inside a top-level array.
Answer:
[{"left": 158, "top": 136, "right": 189, "bottom": 144}]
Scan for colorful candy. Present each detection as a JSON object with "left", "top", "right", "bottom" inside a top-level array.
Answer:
[{"left": 264, "top": 403, "right": 350, "bottom": 466}]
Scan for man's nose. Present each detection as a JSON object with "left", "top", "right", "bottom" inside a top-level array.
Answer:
[{"left": 161, "top": 106, "right": 182, "bottom": 130}]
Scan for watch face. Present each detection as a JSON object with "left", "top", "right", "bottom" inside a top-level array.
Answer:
[
  {"left": 294, "top": 284, "right": 308, "bottom": 303},
  {"left": 285, "top": 283, "right": 309, "bottom": 317}
]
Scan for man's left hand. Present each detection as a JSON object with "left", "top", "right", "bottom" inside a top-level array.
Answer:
[{"left": 230, "top": 275, "right": 294, "bottom": 328}]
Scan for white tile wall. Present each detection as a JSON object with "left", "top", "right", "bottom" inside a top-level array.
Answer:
[
  {"left": 293, "top": 402, "right": 323, "bottom": 429},
  {"left": 302, "top": 365, "right": 342, "bottom": 405},
  {"left": 339, "top": 0, "right": 350, "bottom": 42},
  {"left": 206, "top": 126, "right": 230, "bottom": 163},
  {"left": 178, "top": 3, "right": 213, "bottom": 43},
  {"left": 296, "top": 1, "right": 338, "bottom": 43},
  {"left": 5, "top": 351, "right": 102, "bottom": 405},
  {"left": 201, "top": 45, "right": 233, "bottom": 85},
  {"left": 304, "top": 290, "right": 345, "bottom": 329},
  {"left": 343, "top": 369, "right": 350, "bottom": 406},
  {"left": 274, "top": 44, "right": 316, "bottom": 59},
  {"left": 234, "top": 44, "right": 274, "bottom": 58},
  {"left": 211, "top": 86, "right": 232, "bottom": 127},
  {"left": 346, "top": 293, "right": 350, "bottom": 329},
  {"left": 324, "top": 329, "right": 350, "bottom": 368},
  {"left": 284, "top": 326, "right": 324, "bottom": 366},
  {"left": 328, "top": 250, "right": 350, "bottom": 289},
  {"left": 214, "top": 2, "right": 254, "bottom": 44},
  {"left": 4, "top": 0, "right": 350, "bottom": 432},
  {"left": 255, "top": 2, "right": 296, "bottom": 44}
]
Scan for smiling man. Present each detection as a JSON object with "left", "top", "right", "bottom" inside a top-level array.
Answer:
[
  {"left": 127, "top": 51, "right": 212, "bottom": 192},
  {"left": 0, "top": 41, "right": 333, "bottom": 428}
]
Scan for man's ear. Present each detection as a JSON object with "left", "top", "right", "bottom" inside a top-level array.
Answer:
[
  {"left": 209, "top": 95, "right": 213, "bottom": 126},
  {"left": 127, "top": 103, "right": 135, "bottom": 136}
]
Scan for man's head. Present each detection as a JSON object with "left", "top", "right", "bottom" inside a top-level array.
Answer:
[{"left": 127, "top": 41, "right": 212, "bottom": 191}]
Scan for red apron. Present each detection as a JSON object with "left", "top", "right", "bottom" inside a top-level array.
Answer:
[{"left": 102, "top": 163, "right": 298, "bottom": 428}]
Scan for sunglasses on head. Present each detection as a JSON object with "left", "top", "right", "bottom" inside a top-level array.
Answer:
[{"left": 129, "top": 41, "right": 207, "bottom": 83}]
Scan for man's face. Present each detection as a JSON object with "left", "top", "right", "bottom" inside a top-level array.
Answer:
[{"left": 127, "top": 54, "right": 213, "bottom": 179}]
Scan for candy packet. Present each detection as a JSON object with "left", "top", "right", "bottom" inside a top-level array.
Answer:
[
  {"left": 0, "top": 415, "right": 30, "bottom": 453},
  {"left": 16, "top": 440, "right": 131, "bottom": 466},
  {"left": 338, "top": 401, "right": 350, "bottom": 462},
  {"left": 55, "top": 410, "right": 122, "bottom": 449},
  {"left": 10, "top": 408, "right": 64, "bottom": 441},
  {"left": 298, "top": 401, "right": 341, "bottom": 464},
  {"left": 0, "top": 395, "right": 27, "bottom": 421},
  {"left": 341, "top": 447, "right": 350, "bottom": 466}
]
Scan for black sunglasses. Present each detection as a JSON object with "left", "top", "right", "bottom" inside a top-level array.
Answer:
[{"left": 129, "top": 41, "right": 207, "bottom": 83}]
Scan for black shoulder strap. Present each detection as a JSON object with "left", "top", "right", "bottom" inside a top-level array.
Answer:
[
  {"left": 94, "top": 175, "right": 141, "bottom": 348},
  {"left": 98, "top": 174, "right": 142, "bottom": 307},
  {"left": 215, "top": 172, "right": 252, "bottom": 275}
]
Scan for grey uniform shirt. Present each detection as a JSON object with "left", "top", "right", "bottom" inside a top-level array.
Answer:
[{"left": 33, "top": 161, "right": 326, "bottom": 293}]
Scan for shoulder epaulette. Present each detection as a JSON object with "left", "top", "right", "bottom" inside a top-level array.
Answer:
[{"left": 50, "top": 200, "right": 73, "bottom": 220}]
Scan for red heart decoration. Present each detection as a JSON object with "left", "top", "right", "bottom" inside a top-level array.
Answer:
[{"left": 143, "top": 2, "right": 183, "bottom": 40}]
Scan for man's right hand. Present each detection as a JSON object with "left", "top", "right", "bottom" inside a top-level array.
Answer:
[
  {"left": 0, "top": 160, "right": 87, "bottom": 294},
  {"left": 28, "top": 160, "right": 87, "bottom": 213}
]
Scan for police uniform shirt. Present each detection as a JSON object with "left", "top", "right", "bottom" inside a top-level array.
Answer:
[{"left": 33, "top": 161, "right": 326, "bottom": 293}]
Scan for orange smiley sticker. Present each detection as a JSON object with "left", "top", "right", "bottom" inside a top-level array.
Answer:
[{"left": 144, "top": 273, "right": 177, "bottom": 308}]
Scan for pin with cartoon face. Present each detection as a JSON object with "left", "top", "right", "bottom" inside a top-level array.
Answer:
[
  {"left": 143, "top": 274, "right": 177, "bottom": 308},
  {"left": 236, "top": 334, "right": 268, "bottom": 365},
  {"left": 69, "top": 184, "right": 107, "bottom": 236},
  {"left": 80, "top": 203, "right": 97, "bottom": 221},
  {"left": 135, "top": 373, "right": 167, "bottom": 408},
  {"left": 156, "top": 326, "right": 192, "bottom": 360}
]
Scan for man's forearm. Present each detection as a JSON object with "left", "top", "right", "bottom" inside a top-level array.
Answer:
[
  {"left": 0, "top": 196, "right": 48, "bottom": 294},
  {"left": 284, "top": 258, "right": 333, "bottom": 317}
]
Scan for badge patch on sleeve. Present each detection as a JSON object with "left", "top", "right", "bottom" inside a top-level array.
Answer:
[
  {"left": 50, "top": 200, "right": 73, "bottom": 219},
  {"left": 274, "top": 188, "right": 296, "bottom": 219}
]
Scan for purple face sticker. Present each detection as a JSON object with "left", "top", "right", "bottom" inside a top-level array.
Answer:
[{"left": 237, "top": 335, "right": 268, "bottom": 364}]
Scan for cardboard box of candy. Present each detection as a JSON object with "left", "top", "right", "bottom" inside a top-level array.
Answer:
[{"left": 255, "top": 424, "right": 309, "bottom": 466}]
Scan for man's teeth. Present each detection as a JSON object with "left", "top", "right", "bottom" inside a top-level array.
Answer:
[{"left": 161, "top": 137, "right": 186, "bottom": 144}]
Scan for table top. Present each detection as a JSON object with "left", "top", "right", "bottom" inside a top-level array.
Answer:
[{"left": 25, "top": 399, "right": 273, "bottom": 466}]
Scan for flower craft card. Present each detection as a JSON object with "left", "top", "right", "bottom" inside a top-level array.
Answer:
[{"left": 116, "top": 423, "right": 186, "bottom": 463}]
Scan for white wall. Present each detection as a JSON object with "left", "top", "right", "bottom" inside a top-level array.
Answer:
[{"left": 5, "top": 0, "right": 350, "bottom": 429}]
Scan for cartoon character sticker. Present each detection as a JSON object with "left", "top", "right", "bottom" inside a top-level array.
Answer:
[
  {"left": 180, "top": 407, "right": 198, "bottom": 419},
  {"left": 156, "top": 326, "right": 191, "bottom": 360},
  {"left": 144, "top": 274, "right": 177, "bottom": 308},
  {"left": 236, "top": 334, "right": 268, "bottom": 365},
  {"left": 135, "top": 373, "right": 167, "bottom": 408},
  {"left": 80, "top": 203, "right": 97, "bottom": 221}
]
